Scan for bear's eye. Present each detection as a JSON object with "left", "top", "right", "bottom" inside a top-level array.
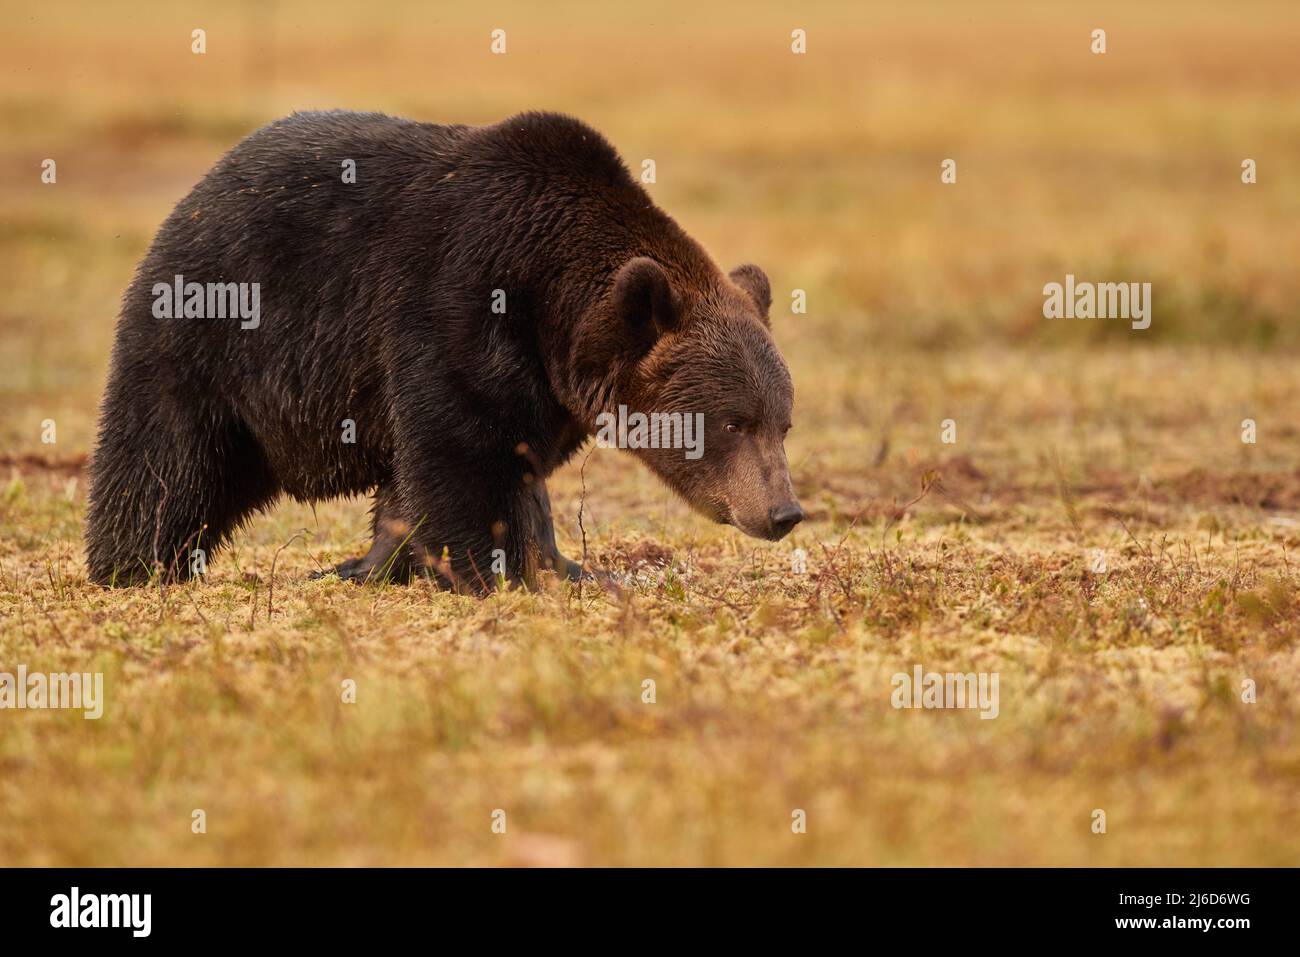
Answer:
[
  {"left": 724, "top": 422, "right": 743, "bottom": 434},
  {"left": 782, "top": 424, "right": 792, "bottom": 436}
]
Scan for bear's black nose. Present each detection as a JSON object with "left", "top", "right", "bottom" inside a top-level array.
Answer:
[{"left": 768, "top": 503, "right": 804, "bottom": 538}]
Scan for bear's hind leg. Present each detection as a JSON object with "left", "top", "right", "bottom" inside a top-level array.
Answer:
[{"left": 85, "top": 410, "right": 277, "bottom": 586}]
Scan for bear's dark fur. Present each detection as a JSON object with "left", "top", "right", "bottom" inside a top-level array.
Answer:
[{"left": 85, "top": 110, "right": 802, "bottom": 592}]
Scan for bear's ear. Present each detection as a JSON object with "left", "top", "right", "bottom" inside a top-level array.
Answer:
[
  {"left": 729, "top": 263, "right": 772, "bottom": 323},
  {"left": 612, "top": 257, "right": 678, "bottom": 350}
]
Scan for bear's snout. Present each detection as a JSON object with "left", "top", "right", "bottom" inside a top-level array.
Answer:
[{"left": 766, "top": 502, "right": 805, "bottom": 540}]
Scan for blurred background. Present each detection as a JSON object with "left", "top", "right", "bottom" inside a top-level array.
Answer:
[
  {"left": 4, "top": 0, "right": 1298, "bottom": 463},
  {"left": 2, "top": 1, "right": 1300, "bottom": 486},
  {"left": 2, "top": 1, "right": 1299, "bottom": 866}
]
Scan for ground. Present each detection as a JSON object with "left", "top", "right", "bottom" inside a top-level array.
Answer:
[{"left": 1, "top": 0, "right": 1299, "bottom": 865}]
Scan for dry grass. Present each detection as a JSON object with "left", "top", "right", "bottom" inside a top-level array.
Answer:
[{"left": 2, "top": 0, "right": 1299, "bottom": 866}]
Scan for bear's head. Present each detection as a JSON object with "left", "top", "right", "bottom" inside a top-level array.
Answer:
[{"left": 589, "top": 256, "right": 803, "bottom": 541}]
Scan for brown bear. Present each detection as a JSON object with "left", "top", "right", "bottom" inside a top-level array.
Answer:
[{"left": 84, "top": 110, "right": 802, "bottom": 592}]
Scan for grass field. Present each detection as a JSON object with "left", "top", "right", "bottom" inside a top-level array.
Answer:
[{"left": 2, "top": 0, "right": 1299, "bottom": 866}]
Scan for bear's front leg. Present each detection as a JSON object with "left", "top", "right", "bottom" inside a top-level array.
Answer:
[
  {"left": 315, "top": 484, "right": 415, "bottom": 583},
  {"left": 391, "top": 457, "right": 548, "bottom": 595},
  {"left": 525, "top": 476, "right": 583, "bottom": 582},
  {"left": 320, "top": 475, "right": 604, "bottom": 591},
  {"left": 525, "top": 476, "right": 623, "bottom": 590}
]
